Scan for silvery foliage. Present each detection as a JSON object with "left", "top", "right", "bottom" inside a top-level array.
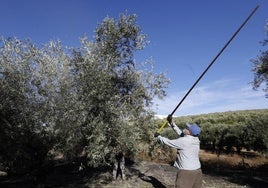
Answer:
[
  {"left": 0, "top": 13, "right": 170, "bottom": 169},
  {"left": 0, "top": 36, "right": 76, "bottom": 172},
  {"left": 69, "top": 13, "right": 170, "bottom": 167},
  {"left": 0, "top": 36, "right": 74, "bottom": 126}
]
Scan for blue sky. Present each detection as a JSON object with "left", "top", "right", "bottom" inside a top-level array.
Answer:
[{"left": 1, "top": 0, "right": 267, "bottom": 116}]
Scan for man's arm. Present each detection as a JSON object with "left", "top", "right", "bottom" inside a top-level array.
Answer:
[
  {"left": 167, "top": 114, "right": 184, "bottom": 137},
  {"left": 170, "top": 122, "right": 183, "bottom": 136},
  {"left": 156, "top": 135, "right": 184, "bottom": 149}
]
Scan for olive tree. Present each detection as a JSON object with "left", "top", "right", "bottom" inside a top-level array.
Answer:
[
  {"left": 0, "top": 12, "right": 170, "bottom": 171},
  {"left": 0, "top": 37, "right": 73, "bottom": 174},
  {"left": 58, "top": 13, "right": 170, "bottom": 167}
]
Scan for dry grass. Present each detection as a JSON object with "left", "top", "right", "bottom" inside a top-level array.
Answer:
[
  {"left": 137, "top": 143, "right": 268, "bottom": 169},
  {"left": 199, "top": 149, "right": 268, "bottom": 168}
]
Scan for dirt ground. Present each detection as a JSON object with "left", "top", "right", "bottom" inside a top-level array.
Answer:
[
  {"left": 87, "top": 151, "right": 268, "bottom": 188},
  {"left": 0, "top": 150, "right": 267, "bottom": 188}
]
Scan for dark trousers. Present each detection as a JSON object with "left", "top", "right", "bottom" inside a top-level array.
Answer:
[
  {"left": 112, "top": 157, "right": 125, "bottom": 180},
  {"left": 175, "top": 168, "right": 202, "bottom": 188}
]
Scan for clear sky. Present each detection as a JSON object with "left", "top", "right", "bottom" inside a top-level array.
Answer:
[{"left": 1, "top": 0, "right": 267, "bottom": 116}]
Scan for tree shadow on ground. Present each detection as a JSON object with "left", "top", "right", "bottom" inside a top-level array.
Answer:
[
  {"left": 0, "top": 161, "right": 111, "bottom": 188},
  {"left": 0, "top": 158, "right": 146, "bottom": 188},
  {"left": 139, "top": 174, "right": 166, "bottom": 188},
  {"left": 127, "top": 161, "right": 167, "bottom": 188}
]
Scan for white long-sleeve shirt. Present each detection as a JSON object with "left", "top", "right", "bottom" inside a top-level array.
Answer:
[{"left": 157, "top": 125, "right": 201, "bottom": 170}]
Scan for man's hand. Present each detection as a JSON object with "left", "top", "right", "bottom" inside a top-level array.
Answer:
[
  {"left": 167, "top": 114, "right": 172, "bottom": 124},
  {"left": 154, "top": 132, "right": 160, "bottom": 137}
]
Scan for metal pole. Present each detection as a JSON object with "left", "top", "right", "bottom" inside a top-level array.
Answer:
[{"left": 157, "top": 5, "right": 259, "bottom": 133}]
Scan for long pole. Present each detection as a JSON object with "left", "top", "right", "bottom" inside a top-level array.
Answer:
[{"left": 157, "top": 5, "right": 259, "bottom": 133}]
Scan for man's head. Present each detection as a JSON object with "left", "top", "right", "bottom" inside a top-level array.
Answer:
[{"left": 185, "top": 123, "right": 201, "bottom": 136}]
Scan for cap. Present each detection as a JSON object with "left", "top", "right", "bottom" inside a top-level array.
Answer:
[{"left": 186, "top": 123, "right": 201, "bottom": 136}]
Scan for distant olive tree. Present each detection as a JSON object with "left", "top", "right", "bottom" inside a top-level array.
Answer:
[
  {"left": 251, "top": 21, "right": 268, "bottom": 97},
  {"left": 195, "top": 110, "right": 268, "bottom": 154}
]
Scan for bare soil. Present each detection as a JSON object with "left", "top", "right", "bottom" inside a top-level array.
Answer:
[{"left": 0, "top": 150, "right": 267, "bottom": 188}]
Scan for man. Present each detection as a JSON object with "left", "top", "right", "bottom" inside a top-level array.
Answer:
[{"left": 154, "top": 115, "right": 202, "bottom": 188}]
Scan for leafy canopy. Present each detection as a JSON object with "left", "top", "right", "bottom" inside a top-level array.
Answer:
[{"left": 0, "top": 13, "right": 170, "bottom": 172}]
